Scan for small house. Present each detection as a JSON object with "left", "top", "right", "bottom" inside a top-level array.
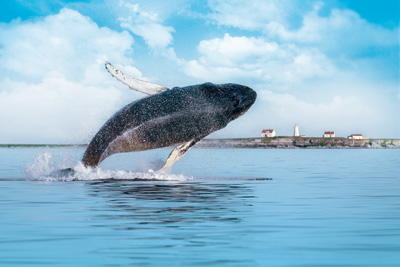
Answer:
[
  {"left": 348, "top": 134, "right": 367, "bottom": 140},
  {"left": 323, "top": 131, "right": 335, "bottom": 138},
  {"left": 261, "top": 129, "right": 276, "bottom": 138}
]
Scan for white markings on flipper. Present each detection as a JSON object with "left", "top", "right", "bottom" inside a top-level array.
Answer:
[
  {"left": 157, "top": 139, "right": 198, "bottom": 174},
  {"left": 105, "top": 62, "right": 169, "bottom": 95}
]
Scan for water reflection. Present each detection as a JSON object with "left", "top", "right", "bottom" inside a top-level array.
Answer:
[{"left": 85, "top": 181, "right": 254, "bottom": 229}]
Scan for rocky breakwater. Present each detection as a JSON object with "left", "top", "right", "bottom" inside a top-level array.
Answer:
[{"left": 196, "top": 137, "right": 400, "bottom": 149}]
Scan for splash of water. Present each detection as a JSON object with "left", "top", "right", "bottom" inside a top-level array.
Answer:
[
  {"left": 25, "top": 151, "right": 192, "bottom": 182},
  {"left": 25, "top": 151, "right": 56, "bottom": 179}
]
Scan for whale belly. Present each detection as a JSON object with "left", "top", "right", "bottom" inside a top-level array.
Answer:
[{"left": 100, "top": 111, "right": 226, "bottom": 163}]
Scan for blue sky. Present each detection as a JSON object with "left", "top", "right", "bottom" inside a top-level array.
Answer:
[{"left": 0, "top": 0, "right": 399, "bottom": 143}]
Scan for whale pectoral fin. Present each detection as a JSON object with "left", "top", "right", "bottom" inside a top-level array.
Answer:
[
  {"left": 157, "top": 139, "right": 199, "bottom": 174},
  {"left": 105, "top": 62, "right": 169, "bottom": 95}
]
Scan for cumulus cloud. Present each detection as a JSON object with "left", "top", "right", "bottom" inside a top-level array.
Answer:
[
  {"left": 256, "top": 89, "right": 387, "bottom": 137},
  {"left": 0, "top": 73, "right": 120, "bottom": 143},
  {"left": 0, "top": 8, "right": 140, "bottom": 143},
  {"left": 266, "top": 6, "right": 399, "bottom": 56},
  {"left": 208, "top": 0, "right": 309, "bottom": 30},
  {"left": 117, "top": 1, "right": 174, "bottom": 49},
  {"left": 0, "top": 8, "right": 135, "bottom": 82},
  {"left": 182, "top": 33, "right": 334, "bottom": 88},
  {"left": 208, "top": 0, "right": 399, "bottom": 56}
]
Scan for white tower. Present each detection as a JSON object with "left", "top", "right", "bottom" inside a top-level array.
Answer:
[{"left": 294, "top": 124, "right": 299, "bottom": 137}]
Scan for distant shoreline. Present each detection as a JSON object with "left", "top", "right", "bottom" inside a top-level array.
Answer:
[
  {"left": 1, "top": 137, "right": 400, "bottom": 149},
  {"left": 0, "top": 144, "right": 86, "bottom": 148},
  {"left": 196, "top": 137, "right": 400, "bottom": 149}
]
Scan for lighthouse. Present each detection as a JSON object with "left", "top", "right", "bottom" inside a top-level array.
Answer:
[{"left": 294, "top": 124, "right": 299, "bottom": 137}]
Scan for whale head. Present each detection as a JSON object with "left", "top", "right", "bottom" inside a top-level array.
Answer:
[{"left": 200, "top": 82, "right": 257, "bottom": 122}]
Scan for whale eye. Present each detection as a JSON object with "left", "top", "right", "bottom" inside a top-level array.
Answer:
[{"left": 232, "top": 93, "right": 240, "bottom": 107}]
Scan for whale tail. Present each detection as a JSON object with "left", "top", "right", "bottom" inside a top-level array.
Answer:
[{"left": 82, "top": 144, "right": 102, "bottom": 167}]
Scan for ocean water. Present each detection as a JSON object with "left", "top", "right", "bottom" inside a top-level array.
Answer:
[{"left": 0, "top": 147, "right": 399, "bottom": 266}]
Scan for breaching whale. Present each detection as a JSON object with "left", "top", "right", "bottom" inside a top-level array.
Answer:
[{"left": 55, "top": 63, "right": 257, "bottom": 176}]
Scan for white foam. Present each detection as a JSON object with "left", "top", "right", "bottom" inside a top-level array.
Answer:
[
  {"left": 25, "top": 151, "right": 57, "bottom": 179},
  {"left": 25, "top": 151, "right": 192, "bottom": 182}
]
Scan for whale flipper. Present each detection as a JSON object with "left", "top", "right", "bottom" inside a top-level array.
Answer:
[
  {"left": 157, "top": 139, "right": 199, "bottom": 174},
  {"left": 105, "top": 62, "right": 169, "bottom": 95}
]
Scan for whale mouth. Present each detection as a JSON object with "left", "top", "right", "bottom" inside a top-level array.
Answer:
[
  {"left": 243, "top": 88, "right": 257, "bottom": 108},
  {"left": 232, "top": 86, "right": 257, "bottom": 119}
]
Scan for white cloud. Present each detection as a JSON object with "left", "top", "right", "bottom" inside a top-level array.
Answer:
[
  {"left": 0, "top": 8, "right": 135, "bottom": 82},
  {"left": 0, "top": 73, "right": 120, "bottom": 143},
  {"left": 0, "top": 8, "right": 141, "bottom": 143},
  {"left": 197, "top": 34, "right": 279, "bottom": 66},
  {"left": 208, "top": 0, "right": 399, "bottom": 55},
  {"left": 182, "top": 33, "right": 334, "bottom": 87},
  {"left": 117, "top": 1, "right": 174, "bottom": 49},
  {"left": 266, "top": 7, "right": 399, "bottom": 53},
  {"left": 255, "top": 82, "right": 399, "bottom": 138},
  {"left": 208, "top": 0, "right": 308, "bottom": 30}
]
